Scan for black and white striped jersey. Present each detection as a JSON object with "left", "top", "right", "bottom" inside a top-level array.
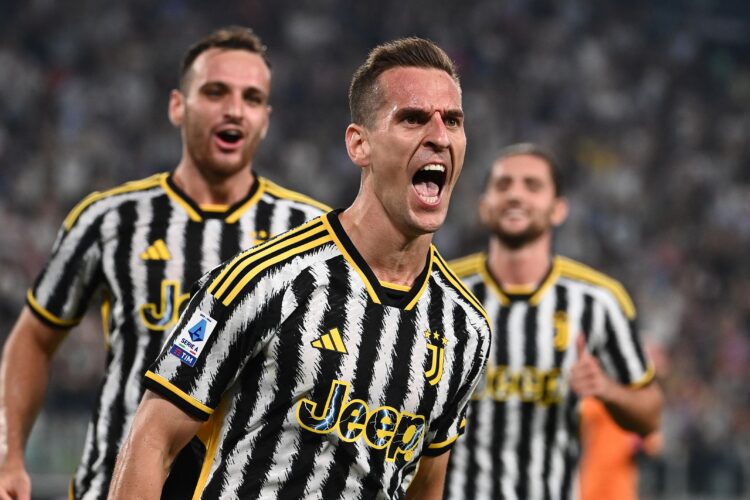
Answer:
[
  {"left": 26, "top": 172, "right": 328, "bottom": 500},
  {"left": 146, "top": 211, "right": 491, "bottom": 499},
  {"left": 444, "top": 253, "right": 654, "bottom": 500}
]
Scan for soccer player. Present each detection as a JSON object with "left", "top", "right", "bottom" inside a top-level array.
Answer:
[
  {"left": 444, "top": 143, "right": 663, "bottom": 500},
  {"left": 108, "top": 37, "right": 491, "bottom": 499},
  {"left": 0, "top": 26, "right": 328, "bottom": 500}
]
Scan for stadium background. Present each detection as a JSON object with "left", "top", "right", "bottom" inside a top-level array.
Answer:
[{"left": 0, "top": 0, "right": 748, "bottom": 498}]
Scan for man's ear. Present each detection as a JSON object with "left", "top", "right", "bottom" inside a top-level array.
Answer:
[
  {"left": 345, "top": 123, "right": 371, "bottom": 168},
  {"left": 551, "top": 196, "right": 569, "bottom": 227},
  {"left": 260, "top": 105, "right": 272, "bottom": 139},
  {"left": 168, "top": 89, "right": 184, "bottom": 127}
]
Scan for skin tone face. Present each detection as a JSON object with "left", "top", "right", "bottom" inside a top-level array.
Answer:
[
  {"left": 346, "top": 66, "right": 466, "bottom": 240},
  {"left": 479, "top": 154, "right": 568, "bottom": 249},
  {"left": 168, "top": 48, "right": 271, "bottom": 184}
]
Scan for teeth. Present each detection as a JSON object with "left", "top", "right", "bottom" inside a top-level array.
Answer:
[{"left": 420, "top": 164, "right": 445, "bottom": 173}]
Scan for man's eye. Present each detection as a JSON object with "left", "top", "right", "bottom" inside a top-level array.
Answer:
[{"left": 445, "top": 117, "right": 460, "bottom": 127}]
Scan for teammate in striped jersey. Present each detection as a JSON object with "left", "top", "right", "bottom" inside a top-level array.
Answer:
[
  {"left": 0, "top": 27, "right": 328, "bottom": 500},
  {"left": 444, "top": 143, "right": 663, "bottom": 500},
  {"left": 109, "top": 37, "right": 491, "bottom": 499}
]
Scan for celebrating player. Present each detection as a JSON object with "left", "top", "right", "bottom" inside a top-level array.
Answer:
[
  {"left": 0, "top": 26, "right": 328, "bottom": 500},
  {"left": 444, "top": 143, "right": 663, "bottom": 499},
  {"left": 108, "top": 37, "right": 491, "bottom": 499}
]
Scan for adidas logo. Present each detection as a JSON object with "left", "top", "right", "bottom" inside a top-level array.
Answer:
[
  {"left": 311, "top": 328, "right": 347, "bottom": 354},
  {"left": 140, "top": 239, "right": 172, "bottom": 261}
]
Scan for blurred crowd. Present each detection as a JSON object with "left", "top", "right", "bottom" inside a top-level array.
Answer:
[{"left": 1, "top": 0, "right": 748, "bottom": 497}]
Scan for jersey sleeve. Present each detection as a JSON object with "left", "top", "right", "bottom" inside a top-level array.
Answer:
[
  {"left": 27, "top": 203, "right": 104, "bottom": 330},
  {"left": 422, "top": 317, "right": 491, "bottom": 457},
  {"left": 144, "top": 263, "right": 280, "bottom": 421},
  {"left": 593, "top": 288, "right": 654, "bottom": 388}
]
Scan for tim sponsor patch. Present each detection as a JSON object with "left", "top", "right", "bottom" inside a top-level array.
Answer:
[{"left": 169, "top": 310, "right": 217, "bottom": 367}]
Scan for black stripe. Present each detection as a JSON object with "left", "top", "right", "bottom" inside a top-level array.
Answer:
[
  {"left": 287, "top": 205, "right": 308, "bottom": 230},
  {"left": 462, "top": 399, "right": 481, "bottom": 500},
  {"left": 183, "top": 220, "right": 204, "bottom": 291},
  {"left": 219, "top": 216, "right": 242, "bottom": 263},
  {"left": 515, "top": 303, "right": 538, "bottom": 500},
  {"left": 604, "top": 313, "right": 632, "bottom": 383},
  {"left": 491, "top": 299, "right": 510, "bottom": 500}
]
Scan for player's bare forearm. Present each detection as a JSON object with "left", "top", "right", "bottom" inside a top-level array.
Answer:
[
  {"left": 0, "top": 308, "right": 67, "bottom": 489},
  {"left": 600, "top": 381, "right": 663, "bottom": 436},
  {"left": 406, "top": 452, "right": 450, "bottom": 499},
  {"left": 108, "top": 391, "right": 202, "bottom": 499}
]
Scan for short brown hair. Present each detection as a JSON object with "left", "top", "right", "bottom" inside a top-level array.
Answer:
[
  {"left": 179, "top": 26, "right": 270, "bottom": 90},
  {"left": 493, "top": 143, "right": 565, "bottom": 196},
  {"left": 348, "top": 37, "right": 460, "bottom": 127}
]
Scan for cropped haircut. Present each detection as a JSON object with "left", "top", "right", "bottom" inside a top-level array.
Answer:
[
  {"left": 348, "top": 37, "right": 460, "bottom": 127},
  {"left": 492, "top": 143, "right": 565, "bottom": 196},
  {"left": 179, "top": 26, "right": 270, "bottom": 91}
]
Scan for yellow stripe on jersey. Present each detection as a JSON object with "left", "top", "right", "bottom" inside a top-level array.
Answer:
[
  {"left": 322, "top": 215, "right": 380, "bottom": 305},
  {"left": 63, "top": 174, "right": 163, "bottom": 230},
  {"left": 381, "top": 282, "right": 411, "bottom": 292},
  {"left": 26, "top": 290, "right": 82, "bottom": 328},
  {"left": 433, "top": 252, "right": 491, "bottom": 329},
  {"left": 447, "top": 252, "right": 485, "bottom": 278},
  {"left": 144, "top": 371, "right": 214, "bottom": 416},
  {"left": 101, "top": 293, "right": 111, "bottom": 349},
  {"left": 208, "top": 218, "right": 326, "bottom": 298},
  {"left": 428, "top": 432, "right": 461, "bottom": 450},
  {"left": 629, "top": 364, "right": 655, "bottom": 388},
  {"left": 200, "top": 204, "right": 230, "bottom": 213},
  {"left": 193, "top": 397, "right": 227, "bottom": 500},
  {"left": 556, "top": 256, "right": 636, "bottom": 319},
  {"left": 224, "top": 177, "right": 266, "bottom": 224},
  {"left": 220, "top": 234, "right": 332, "bottom": 305},
  {"left": 263, "top": 178, "right": 332, "bottom": 213},
  {"left": 404, "top": 248, "right": 434, "bottom": 311},
  {"left": 160, "top": 174, "right": 202, "bottom": 222}
]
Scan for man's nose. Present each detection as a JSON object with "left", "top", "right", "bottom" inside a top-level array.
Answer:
[{"left": 424, "top": 112, "right": 450, "bottom": 150}]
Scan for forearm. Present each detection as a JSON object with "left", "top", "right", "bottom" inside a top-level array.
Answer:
[
  {"left": 600, "top": 382, "right": 663, "bottom": 436},
  {"left": 406, "top": 452, "right": 450, "bottom": 499},
  {"left": 108, "top": 391, "right": 202, "bottom": 499},
  {"left": 0, "top": 309, "right": 64, "bottom": 464}
]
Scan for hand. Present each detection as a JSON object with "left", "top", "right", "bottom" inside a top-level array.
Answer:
[
  {"left": 0, "top": 461, "right": 31, "bottom": 500},
  {"left": 569, "top": 335, "right": 613, "bottom": 401}
]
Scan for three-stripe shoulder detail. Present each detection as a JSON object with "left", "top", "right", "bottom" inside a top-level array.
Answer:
[
  {"left": 433, "top": 250, "right": 491, "bottom": 329},
  {"left": 63, "top": 173, "right": 164, "bottom": 230},
  {"left": 208, "top": 217, "right": 332, "bottom": 306},
  {"left": 262, "top": 178, "right": 332, "bottom": 212},
  {"left": 556, "top": 257, "right": 636, "bottom": 319},
  {"left": 446, "top": 252, "right": 485, "bottom": 279}
]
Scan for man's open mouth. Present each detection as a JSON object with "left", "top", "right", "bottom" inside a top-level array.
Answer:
[
  {"left": 412, "top": 164, "right": 446, "bottom": 204},
  {"left": 216, "top": 129, "right": 244, "bottom": 145}
]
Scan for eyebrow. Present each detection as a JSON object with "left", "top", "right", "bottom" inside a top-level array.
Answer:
[{"left": 393, "top": 107, "right": 464, "bottom": 121}]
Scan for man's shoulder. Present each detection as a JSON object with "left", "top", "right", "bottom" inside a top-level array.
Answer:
[
  {"left": 62, "top": 172, "right": 167, "bottom": 231},
  {"left": 431, "top": 248, "right": 491, "bottom": 331},
  {"left": 555, "top": 256, "right": 635, "bottom": 318},
  {"left": 445, "top": 252, "right": 486, "bottom": 280},
  {"left": 258, "top": 177, "right": 331, "bottom": 213},
  {"left": 206, "top": 216, "right": 339, "bottom": 307}
]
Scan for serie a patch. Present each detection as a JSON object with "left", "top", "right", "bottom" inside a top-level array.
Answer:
[{"left": 169, "top": 310, "right": 217, "bottom": 367}]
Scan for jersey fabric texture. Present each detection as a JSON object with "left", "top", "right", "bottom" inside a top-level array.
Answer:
[
  {"left": 146, "top": 211, "right": 492, "bottom": 499},
  {"left": 27, "top": 172, "right": 329, "bottom": 500},
  {"left": 444, "top": 253, "right": 654, "bottom": 500}
]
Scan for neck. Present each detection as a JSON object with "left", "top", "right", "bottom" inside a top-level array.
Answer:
[
  {"left": 339, "top": 199, "right": 433, "bottom": 288},
  {"left": 172, "top": 161, "right": 255, "bottom": 206},
  {"left": 486, "top": 233, "right": 553, "bottom": 288}
]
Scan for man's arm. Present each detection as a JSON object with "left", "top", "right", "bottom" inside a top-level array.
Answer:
[
  {"left": 108, "top": 390, "right": 202, "bottom": 499},
  {"left": 0, "top": 308, "right": 69, "bottom": 500},
  {"left": 405, "top": 451, "right": 450, "bottom": 499},
  {"left": 570, "top": 335, "right": 663, "bottom": 436}
]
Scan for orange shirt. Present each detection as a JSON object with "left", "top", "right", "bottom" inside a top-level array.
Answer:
[{"left": 579, "top": 398, "right": 641, "bottom": 500}]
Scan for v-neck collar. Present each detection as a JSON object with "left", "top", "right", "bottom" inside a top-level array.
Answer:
[
  {"left": 322, "top": 210, "right": 433, "bottom": 310},
  {"left": 161, "top": 172, "right": 264, "bottom": 222},
  {"left": 480, "top": 254, "right": 560, "bottom": 306}
]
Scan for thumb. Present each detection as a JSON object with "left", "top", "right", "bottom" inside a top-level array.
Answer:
[{"left": 576, "top": 334, "right": 589, "bottom": 358}]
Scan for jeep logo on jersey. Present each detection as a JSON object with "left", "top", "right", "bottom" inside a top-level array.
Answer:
[
  {"left": 424, "top": 330, "right": 447, "bottom": 385},
  {"left": 296, "top": 379, "right": 426, "bottom": 463},
  {"left": 169, "top": 310, "right": 218, "bottom": 367}
]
